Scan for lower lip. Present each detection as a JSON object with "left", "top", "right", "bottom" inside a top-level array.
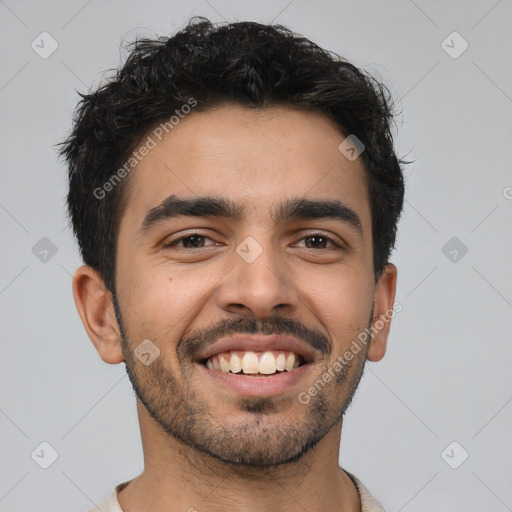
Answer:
[{"left": 196, "top": 363, "right": 311, "bottom": 397}]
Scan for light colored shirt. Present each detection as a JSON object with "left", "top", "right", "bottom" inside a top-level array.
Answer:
[{"left": 88, "top": 471, "right": 385, "bottom": 512}]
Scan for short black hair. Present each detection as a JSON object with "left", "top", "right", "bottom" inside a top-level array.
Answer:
[{"left": 59, "top": 17, "right": 407, "bottom": 293}]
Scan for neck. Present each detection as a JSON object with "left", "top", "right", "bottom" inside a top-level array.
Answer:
[{"left": 117, "top": 401, "right": 361, "bottom": 512}]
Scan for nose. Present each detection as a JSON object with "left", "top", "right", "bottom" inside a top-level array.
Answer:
[{"left": 216, "top": 237, "right": 298, "bottom": 319}]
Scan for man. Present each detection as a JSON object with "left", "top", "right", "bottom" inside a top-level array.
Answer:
[{"left": 60, "top": 17, "right": 406, "bottom": 512}]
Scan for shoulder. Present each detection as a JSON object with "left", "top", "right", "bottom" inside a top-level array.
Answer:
[
  {"left": 344, "top": 471, "right": 386, "bottom": 512},
  {"left": 87, "top": 480, "right": 131, "bottom": 512}
]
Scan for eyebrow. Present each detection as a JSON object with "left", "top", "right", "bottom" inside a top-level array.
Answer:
[{"left": 138, "top": 195, "right": 363, "bottom": 236}]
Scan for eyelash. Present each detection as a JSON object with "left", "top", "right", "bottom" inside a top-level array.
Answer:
[{"left": 163, "top": 232, "right": 343, "bottom": 250}]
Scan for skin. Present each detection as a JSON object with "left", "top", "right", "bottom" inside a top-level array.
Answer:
[{"left": 72, "top": 104, "right": 397, "bottom": 512}]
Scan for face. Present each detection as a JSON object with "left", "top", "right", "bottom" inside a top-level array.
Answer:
[{"left": 111, "top": 104, "right": 382, "bottom": 467}]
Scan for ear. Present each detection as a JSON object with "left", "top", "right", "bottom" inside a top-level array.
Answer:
[
  {"left": 367, "top": 263, "right": 398, "bottom": 362},
  {"left": 72, "top": 265, "right": 124, "bottom": 364}
]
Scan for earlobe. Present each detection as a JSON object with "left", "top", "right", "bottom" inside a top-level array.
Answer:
[
  {"left": 72, "top": 265, "right": 124, "bottom": 364},
  {"left": 367, "top": 263, "right": 398, "bottom": 362}
]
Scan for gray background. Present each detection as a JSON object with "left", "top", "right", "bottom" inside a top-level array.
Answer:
[{"left": 1, "top": 0, "right": 511, "bottom": 510}]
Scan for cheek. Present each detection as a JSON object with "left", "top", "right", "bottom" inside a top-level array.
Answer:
[
  {"left": 124, "top": 263, "right": 219, "bottom": 338},
  {"left": 297, "top": 265, "right": 373, "bottom": 345}
]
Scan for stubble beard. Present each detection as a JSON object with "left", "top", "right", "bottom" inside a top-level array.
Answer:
[{"left": 113, "top": 295, "right": 370, "bottom": 469}]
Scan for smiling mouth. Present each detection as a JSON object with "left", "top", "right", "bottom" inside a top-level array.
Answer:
[{"left": 201, "top": 350, "right": 306, "bottom": 376}]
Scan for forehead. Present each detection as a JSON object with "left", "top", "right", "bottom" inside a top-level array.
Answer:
[{"left": 120, "top": 104, "right": 370, "bottom": 231}]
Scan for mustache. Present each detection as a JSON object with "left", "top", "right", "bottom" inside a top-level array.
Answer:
[{"left": 178, "top": 316, "right": 331, "bottom": 360}]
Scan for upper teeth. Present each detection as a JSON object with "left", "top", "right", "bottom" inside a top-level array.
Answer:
[{"left": 205, "top": 350, "right": 301, "bottom": 375}]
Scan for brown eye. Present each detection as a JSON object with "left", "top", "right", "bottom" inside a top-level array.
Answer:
[
  {"left": 296, "top": 234, "right": 340, "bottom": 250},
  {"left": 179, "top": 235, "right": 206, "bottom": 248},
  {"left": 304, "top": 235, "right": 331, "bottom": 249},
  {"left": 164, "top": 234, "right": 217, "bottom": 249}
]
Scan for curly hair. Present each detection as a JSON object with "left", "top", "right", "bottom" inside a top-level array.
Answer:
[{"left": 59, "top": 17, "right": 407, "bottom": 293}]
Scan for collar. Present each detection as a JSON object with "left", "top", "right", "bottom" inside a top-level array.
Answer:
[{"left": 91, "top": 471, "right": 385, "bottom": 512}]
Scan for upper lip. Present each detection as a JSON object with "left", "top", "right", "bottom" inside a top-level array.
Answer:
[{"left": 196, "top": 334, "right": 317, "bottom": 364}]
